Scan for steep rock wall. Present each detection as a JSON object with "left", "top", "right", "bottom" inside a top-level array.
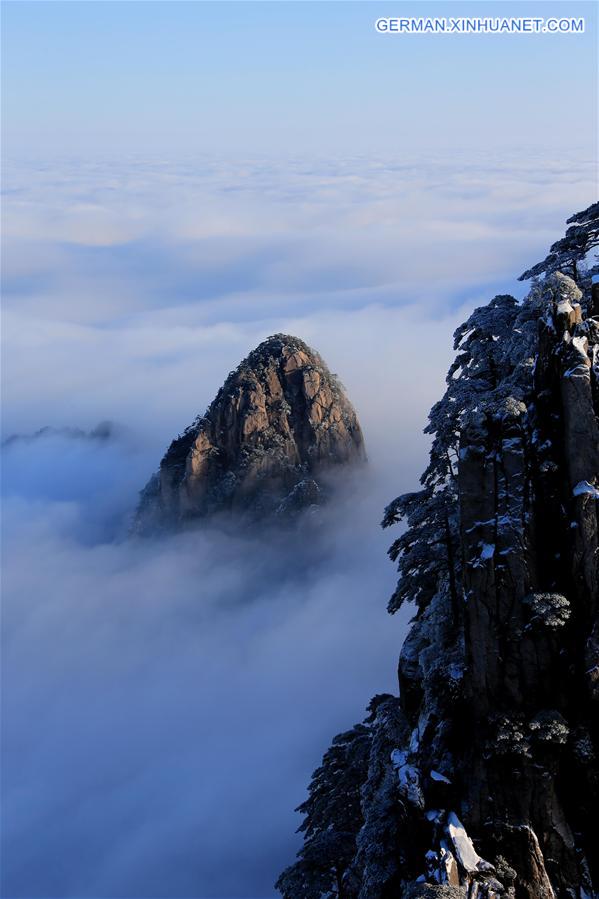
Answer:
[
  {"left": 370, "top": 274, "right": 599, "bottom": 898},
  {"left": 278, "top": 272, "right": 599, "bottom": 899}
]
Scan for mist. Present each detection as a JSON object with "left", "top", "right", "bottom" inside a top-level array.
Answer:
[
  {"left": 2, "top": 149, "right": 594, "bottom": 898},
  {"left": 2, "top": 420, "right": 417, "bottom": 898}
]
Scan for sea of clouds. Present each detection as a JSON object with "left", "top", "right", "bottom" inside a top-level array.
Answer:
[{"left": 1, "top": 150, "right": 595, "bottom": 898}]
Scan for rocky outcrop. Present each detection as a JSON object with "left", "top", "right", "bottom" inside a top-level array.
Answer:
[
  {"left": 135, "top": 334, "right": 365, "bottom": 531},
  {"left": 278, "top": 252, "right": 599, "bottom": 894},
  {"left": 370, "top": 273, "right": 598, "bottom": 898}
]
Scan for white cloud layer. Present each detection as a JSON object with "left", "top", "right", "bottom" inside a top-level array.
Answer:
[{"left": 1, "top": 150, "right": 594, "bottom": 897}]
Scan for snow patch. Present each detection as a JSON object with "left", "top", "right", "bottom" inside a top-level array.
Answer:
[
  {"left": 556, "top": 299, "right": 574, "bottom": 317},
  {"left": 447, "top": 811, "right": 495, "bottom": 874},
  {"left": 431, "top": 770, "right": 452, "bottom": 784},
  {"left": 573, "top": 481, "right": 599, "bottom": 499},
  {"left": 409, "top": 728, "right": 420, "bottom": 754},
  {"left": 572, "top": 335, "right": 589, "bottom": 357},
  {"left": 391, "top": 749, "right": 424, "bottom": 808},
  {"left": 425, "top": 809, "right": 443, "bottom": 823}
]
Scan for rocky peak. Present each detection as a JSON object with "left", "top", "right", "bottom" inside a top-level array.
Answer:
[{"left": 135, "top": 334, "right": 365, "bottom": 531}]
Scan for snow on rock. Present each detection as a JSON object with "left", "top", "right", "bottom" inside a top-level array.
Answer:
[
  {"left": 556, "top": 299, "right": 574, "bottom": 318},
  {"left": 390, "top": 748, "right": 424, "bottom": 808},
  {"left": 430, "top": 770, "right": 452, "bottom": 784},
  {"left": 572, "top": 335, "right": 589, "bottom": 357},
  {"left": 439, "top": 843, "right": 460, "bottom": 887},
  {"left": 447, "top": 811, "right": 495, "bottom": 875},
  {"left": 573, "top": 480, "right": 599, "bottom": 499},
  {"left": 425, "top": 842, "right": 461, "bottom": 887},
  {"left": 425, "top": 809, "right": 443, "bottom": 823}
]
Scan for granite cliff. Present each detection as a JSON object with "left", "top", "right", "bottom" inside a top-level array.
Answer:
[
  {"left": 135, "top": 334, "right": 365, "bottom": 531},
  {"left": 278, "top": 204, "right": 599, "bottom": 899}
]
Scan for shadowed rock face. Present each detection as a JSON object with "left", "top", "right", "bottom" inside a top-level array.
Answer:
[
  {"left": 359, "top": 274, "right": 598, "bottom": 898},
  {"left": 135, "top": 334, "right": 365, "bottom": 531},
  {"left": 277, "top": 271, "right": 599, "bottom": 899}
]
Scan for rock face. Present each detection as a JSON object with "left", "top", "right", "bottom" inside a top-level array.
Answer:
[
  {"left": 135, "top": 334, "right": 365, "bottom": 530},
  {"left": 278, "top": 254, "right": 599, "bottom": 892},
  {"left": 375, "top": 271, "right": 599, "bottom": 898}
]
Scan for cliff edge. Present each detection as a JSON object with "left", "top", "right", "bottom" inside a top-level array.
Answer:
[{"left": 278, "top": 203, "right": 599, "bottom": 899}]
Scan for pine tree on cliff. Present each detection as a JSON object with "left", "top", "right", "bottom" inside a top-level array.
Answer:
[
  {"left": 276, "top": 722, "right": 372, "bottom": 899},
  {"left": 519, "top": 200, "right": 599, "bottom": 283},
  {"left": 383, "top": 294, "right": 519, "bottom": 619}
]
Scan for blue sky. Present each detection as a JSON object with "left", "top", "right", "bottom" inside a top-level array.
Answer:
[{"left": 2, "top": 1, "right": 597, "bottom": 156}]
